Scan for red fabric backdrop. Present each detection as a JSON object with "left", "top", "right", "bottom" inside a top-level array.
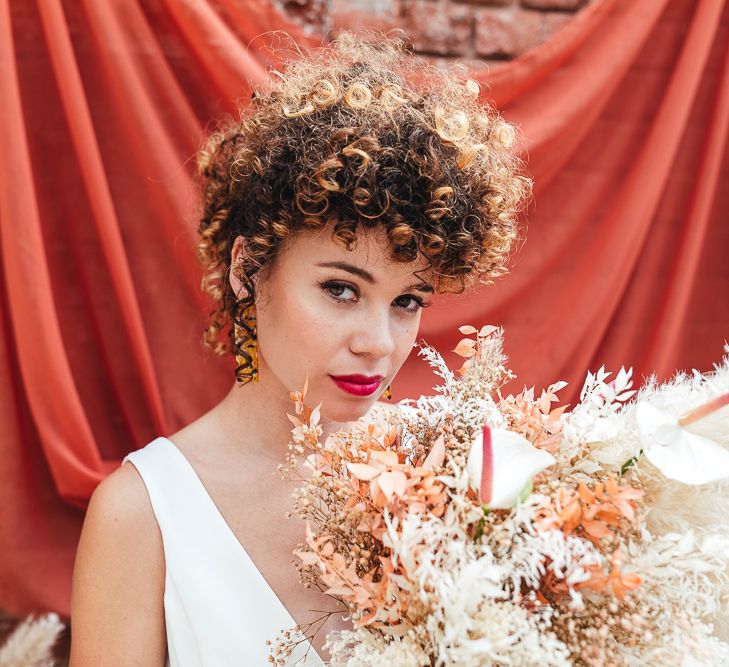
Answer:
[{"left": 0, "top": 0, "right": 727, "bottom": 616}]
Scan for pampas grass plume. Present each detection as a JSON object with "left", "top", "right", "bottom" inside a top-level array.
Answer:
[{"left": 0, "top": 612, "right": 64, "bottom": 667}]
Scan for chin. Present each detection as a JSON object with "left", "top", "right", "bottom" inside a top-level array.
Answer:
[{"left": 321, "top": 396, "right": 376, "bottom": 424}]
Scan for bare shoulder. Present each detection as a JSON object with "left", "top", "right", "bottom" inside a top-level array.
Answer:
[
  {"left": 80, "top": 462, "right": 163, "bottom": 557},
  {"left": 70, "top": 462, "right": 167, "bottom": 666}
]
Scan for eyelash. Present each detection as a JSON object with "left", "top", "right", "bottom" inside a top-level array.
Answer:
[{"left": 320, "top": 280, "right": 430, "bottom": 314}]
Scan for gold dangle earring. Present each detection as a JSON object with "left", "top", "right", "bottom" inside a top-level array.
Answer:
[
  {"left": 382, "top": 384, "right": 392, "bottom": 400},
  {"left": 234, "top": 298, "right": 259, "bottom": 385}
]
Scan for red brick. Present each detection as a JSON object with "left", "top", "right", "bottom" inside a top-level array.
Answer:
[
  {"left": 331, "top": 8, "right": 399, "bottom": 35},
  {"left": 474, "top": 7, "right": 543, "bottom": 58},
  {"left": 521, "top": 0, "right": 586, "bottom": 10},
  {"left": 331, "top": 0, "right": 400, "bottom": 35},
  {"left": 281, "top": 0, "right": 328, "bottom": 30},
  {"left": 401, "top": 0, "right": 474, "bottom": 56}
]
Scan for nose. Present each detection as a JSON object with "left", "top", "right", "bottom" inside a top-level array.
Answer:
[{"left": 348, "top": 306, "right": 396, "bottom": 360}]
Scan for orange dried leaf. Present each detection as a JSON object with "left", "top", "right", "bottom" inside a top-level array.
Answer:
[
  {"left": 423, "top": 435, "right": 446, "bottom": 470},
  {"left": 378, "top": 471, "right": 408, "bottom": 501},
  {"left": 287, "top": 413, "right": 303, "bottom": 427},
  {"left": 371, "top": 450, "right": 399, "bottom": 466},
  {"left": 582, "top": 520, "right": 611, "bottom": 538},
  {"left": 294, "top": 549, "right": 319, "bottom": 565},
  {"left": 453, "top": 339, "right": 477, "bottom": 357},
  {"left": 606, "top": 475, "right": 620, "bottom": 496},
  {"left": 347, "top": 462, "right": 381, "bottom": 481},
  {"left": 559, "top": 499, "right": 582, "bottom": 527},
  {"left": 548, "top": 405, "right": 569, "bottom": 423},
  {"left": 612, "top": 498, "right": 636, "bottom": 522},
  {"left": 577, "top": 482, "right": 595, "bottom": 504},
  {"left": 618, "top": 487, "right": 644, "bottom": 500},
  {"left": 610, "top": 570, "right": 641, "bottom": 599},
  {"left": 355, "top": 611, "right": 378, "bottom": 627},
  {"left": 596, "top": 512, "right": 621, "bottom": 526},
  {"left": 479, "top": 325, "right": 498, "bottom": 337}
]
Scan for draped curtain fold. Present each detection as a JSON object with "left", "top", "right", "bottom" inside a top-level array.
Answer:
[{"left": 0, "top": 0, "right": 727, "bottom": 615}]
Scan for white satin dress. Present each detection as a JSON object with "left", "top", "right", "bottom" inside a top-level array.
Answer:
[{"left": 123, "top": 437, "right": 325, "bottom": 666}]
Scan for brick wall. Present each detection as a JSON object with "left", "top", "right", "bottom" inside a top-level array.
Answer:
[{"left": 277, "top": 0, "right": 590, "bottom": 68}]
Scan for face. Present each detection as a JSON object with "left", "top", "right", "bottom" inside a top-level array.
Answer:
[{"left": 230, "top": 222, "right": 435, "bottom": 423}]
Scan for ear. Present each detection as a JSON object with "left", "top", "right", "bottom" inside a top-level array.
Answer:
[{"left": 229, "top": 235, "right": 250, "bottom": 300}]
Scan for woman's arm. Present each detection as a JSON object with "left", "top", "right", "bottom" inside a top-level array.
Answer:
[{"left": 69, "top": 463, "right": 167, "bottom": 666}]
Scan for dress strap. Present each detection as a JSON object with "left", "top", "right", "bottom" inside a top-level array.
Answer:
[
  {"left": 123, "top": 438, "right": 289, "bottom": 598},
  {"left": 122, "top": 437, "right": 325, "bottom": 666}
]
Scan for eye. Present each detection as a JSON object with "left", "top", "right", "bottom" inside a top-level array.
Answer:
[
  {"left": 393, "top": 294, "right": 430, "bottom": 314},
  {"left": 320, "top": 280, "right": 432, "bottom": 313},
  {"left": 321, "top": 280, "right": 358, "bottom": 302}
]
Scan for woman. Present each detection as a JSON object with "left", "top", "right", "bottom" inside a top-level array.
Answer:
[{"left": 69, "top": 31, "right": 530, "bottom": 666}]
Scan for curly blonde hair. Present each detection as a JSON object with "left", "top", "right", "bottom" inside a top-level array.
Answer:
[{"left": 196, "top": 31, "right": 531, "bottom": 357}]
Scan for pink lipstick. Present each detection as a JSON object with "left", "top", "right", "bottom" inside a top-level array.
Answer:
[{"left": 329, "top": 374, "right": 383, "bottom": 397}]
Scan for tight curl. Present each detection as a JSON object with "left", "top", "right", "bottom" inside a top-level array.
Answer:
[{"left": 196, "top": 31, "right": 532, "bottom": 357}]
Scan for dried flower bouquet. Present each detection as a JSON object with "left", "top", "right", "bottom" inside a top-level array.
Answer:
[{"left": 270, "top": 325, "right": 729, "bottom": 666}]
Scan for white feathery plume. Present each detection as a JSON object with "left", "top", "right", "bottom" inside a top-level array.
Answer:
[{"left": 0, "top": 612, "right": 64, "bottom": 667}]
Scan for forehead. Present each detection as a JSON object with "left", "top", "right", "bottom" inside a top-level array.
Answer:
[{"left": 275, "top": 222, "right": 434, "bottom": 285}]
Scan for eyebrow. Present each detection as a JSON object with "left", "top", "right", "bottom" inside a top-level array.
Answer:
[{"left": 316, "top": 261, "right": 435, "bottom": 294}]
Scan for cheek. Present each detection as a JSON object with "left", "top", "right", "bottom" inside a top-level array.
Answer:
[
  {"left": 393, "top": 318, "right": 419, "bottom": 365},
  {"left": 255, "top": 288, "right": 341, "bottom": 369},
  {"left": 255, "top": 283, "right": 421, "bottom": 386}
]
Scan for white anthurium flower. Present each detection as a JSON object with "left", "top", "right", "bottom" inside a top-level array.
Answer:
[
  {"left": 466, "top": 425, "right": 556, "bottom": 509},
  {"left": 634, "top": 396, "right": 729, "bottom": 485}
]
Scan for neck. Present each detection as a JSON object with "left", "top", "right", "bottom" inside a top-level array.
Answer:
[{"left": 211, "top": 372, "right": 350, "bottom": 464}]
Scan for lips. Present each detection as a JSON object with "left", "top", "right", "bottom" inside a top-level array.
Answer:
[
  {"left": 332, "top": 374, "right": 384, "bottom": 383},
  {"left": 330, "top": 374, "right": 384, "bottom": 397}
]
